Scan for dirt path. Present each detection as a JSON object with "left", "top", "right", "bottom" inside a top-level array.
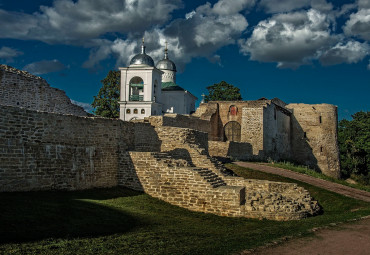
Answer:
[
  {"left": 235, "top": 162, "right": 370, "bottom": 202},
  {"left": 244, "top": 217, "right": 370, "bottom": 255}
]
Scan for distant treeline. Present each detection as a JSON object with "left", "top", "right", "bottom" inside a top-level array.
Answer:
[{"left": 338, "top": 111, "right": 369, "bottom": 185}]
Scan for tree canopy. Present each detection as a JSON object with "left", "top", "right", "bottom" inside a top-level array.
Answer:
[
  {"left": 338, "top": 111, "right": 369, "bottom": 184},
  {"left": 204, "top": 81, "right": 242, "bottom": 102},
  {"left": 92, "top": 70, "right": 120, "bottom": 118}
]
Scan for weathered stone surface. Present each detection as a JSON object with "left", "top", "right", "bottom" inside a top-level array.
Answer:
[
  {"left": 194, "top": 100, "right": 340, "bottom": 178},
  {"left": 0, "top": 104, "right": 320, "bottom": 220},
  {"left": 0, "top": 65, "right": 88, "bottom": 116},
  {"left": 0, "top": 104, "right": 133, "bottom": 191}
]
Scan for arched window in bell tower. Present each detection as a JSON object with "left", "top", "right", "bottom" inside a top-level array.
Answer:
[{"left": 129, "top": 76, "right": 144, "bottom": 101}]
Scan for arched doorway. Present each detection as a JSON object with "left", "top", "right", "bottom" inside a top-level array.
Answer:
[{"left": 224, "top": 121, "right": 241, "bottom": 142}]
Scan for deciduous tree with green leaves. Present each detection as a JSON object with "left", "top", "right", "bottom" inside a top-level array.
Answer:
[
  {"left": 205, "top": 81, "right": 242, "bottom": 102},
  {"left": 338, "top": 111, "right": 369, "bottom": 184},
  {"left": 92, "top": 70, "right": 120, "bottom": 118}
]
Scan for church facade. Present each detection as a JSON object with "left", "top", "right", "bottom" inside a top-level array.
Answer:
[{"left": 118, "top": 41, "right": 197, "bottom": 121}]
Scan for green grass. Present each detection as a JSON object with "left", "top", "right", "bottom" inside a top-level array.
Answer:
[
  {"left": 1, "top": 165, "right": 370, "bottom": 255},
  {"left": 261, "top": 161, "right": 370, "bottom": 193}
]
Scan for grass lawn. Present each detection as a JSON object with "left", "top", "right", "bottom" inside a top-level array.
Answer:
[
  {"left": 263, "top": 162, "right": 370, "bottom": 192},
  {"left": 1, "top": 164, "right": 370, "bottom": 255}
]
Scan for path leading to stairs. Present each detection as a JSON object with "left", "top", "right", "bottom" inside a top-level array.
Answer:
[
  {"left": 243, "top": 217, "right": 370, "bottom": 255},
  {"left": 234, "top": 162, "right": 370, "bottom": 202}
]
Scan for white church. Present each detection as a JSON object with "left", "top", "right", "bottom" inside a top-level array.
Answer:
[{"left": 119, "top": 40, "right": 197, "bottom": 121}]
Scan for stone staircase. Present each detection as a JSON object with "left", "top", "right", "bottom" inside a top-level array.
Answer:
[
  {"left": 192, "top": 167, "right": 226, "bottom": 188},
  {"left": 119, "top": 124, "right": 321, "bottom": 221}
]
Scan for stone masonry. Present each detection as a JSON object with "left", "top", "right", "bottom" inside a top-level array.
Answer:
[
  {"left": 0, "top": 104, "right": 320, "bottom": 220},
  {"left": 195, "top": 100, "right": 340, "bottom": 178},
  {"left": 0, "top": 65, "right": 88, "bottom": 116}
]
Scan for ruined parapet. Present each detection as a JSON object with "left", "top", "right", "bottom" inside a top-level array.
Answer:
[
  {"left": 0, "top": 65, "right": 88, "bottom": 116},
  {"left": 286, "top": 103, "right": 340, "bottom": 178},
  {"left": 241, "top": 100, "right": 292, "bottom": 160},
  {"left": 147, "top": 114, "right": 211, "bottom": 134}
]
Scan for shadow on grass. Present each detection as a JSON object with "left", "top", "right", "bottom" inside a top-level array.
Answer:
[{"left": 0, "top": 187, "right": 143, "bottom": 244}]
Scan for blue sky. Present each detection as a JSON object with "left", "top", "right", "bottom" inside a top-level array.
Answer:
[{"left": 0, "top": 0, "right": 369, "bottom": 120}]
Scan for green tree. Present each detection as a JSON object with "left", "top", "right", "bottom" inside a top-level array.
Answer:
[
  {"left": 338, "top": 111, "right": 370, "bottom": 184},
  {"left": 92, "top": 70, "right": 120, "bottom": 118},
  {"left": 205, "top": 81, "right": 242, "bottom": 102}
]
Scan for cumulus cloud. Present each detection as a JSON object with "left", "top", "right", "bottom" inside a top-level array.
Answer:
[
  {"left": 213, "top": 0, "right": 255, "bottom": 15},
  {"left": 343, "top": 7, "right": 370, "bottom": 40},
  {"left": 258, "top": 0, "right": 311, "bottom": 13},
  {"left": 259, "top": 0, "right": 334, "bottom": 13},
  {"left": 239, "top": 9, "right": 338, "bottom": 68},
  {"left": 0, "top": 46, "right": 23, "bottom": 60},
  {"left": 23, "top": 59, "right": 66, "bottom": 75},
  {"left": 320, "top": 40, "right": 369, "bottom": 65},
  {"left": 84, "top": 1, "right": 249, "bottom": 71},
  {"left": 311, "top": 0, "right": 333, "bottom": 12},
  {"left": 71, "top": 99, "right": 94, "bottom": 113},
  {"left": 0, "top": 0, "right": 182, "bottom": 45}
]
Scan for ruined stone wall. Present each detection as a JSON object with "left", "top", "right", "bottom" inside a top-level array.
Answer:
[
  {"left": 148, "top": 114, "right": 211, "bottom": 134},
  {"left": 208, "top": 141, "right": 252, "bottom": 161},
  {"left": 124, "top": 151, "right": 244, "bottom": 217},
  {"left": 262, "top": 104, "right": 292, "bottom": 160},
  {"left": 286, "top": 103, "right": 340, "bottom": 178},
  {"left": 241, "top": 107, "right": 264, "bottom": 157},
  {"left": 119, "top": 125, "right": 319, "bottom": 220},
  {"left": 0, "top": 104, "right": 134, "bottom": 192},
  {"left": 0, "top": 65, "right": 88, "bottom": 116}
]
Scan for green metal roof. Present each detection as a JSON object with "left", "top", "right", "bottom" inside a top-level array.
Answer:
[{"left": 161, "top": 82, "right": 185, "bottom": 91}]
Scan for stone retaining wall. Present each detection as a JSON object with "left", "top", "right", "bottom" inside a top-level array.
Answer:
[
  {"left": 0, "top": 104, "right": 133, "bottom": 192},
  {"left": 0, "top": 104, "right": 320, "bottom": 220}
]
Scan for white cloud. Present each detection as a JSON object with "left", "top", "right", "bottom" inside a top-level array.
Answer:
[
  {"left": 0, "top": 0, "right": 182, "bottom": 45},
  {"left": 239, "top": 9, "right": 337, "bottom": 68},
  {"left": 311, "top": 0, "right": 333, "bottom": 12},
  {"left": 359, "top": 0, "right": 370, "bottom": 9},
  {"left": 213, "top": 0, "right": 255, "bottom": 15},
  {"left": 71, "top": 99, "right": 93, "bottom": 113},
  {"left": 258, "top": 0, "right": 311, "bottom": 13},
  {"left": 320, "top": 40, "right": 369, "bottom": 65},
  {"left": 83, "top": 0, "right": 249, "bottom": 71},
  {"left": 0, "top": 46, "right": 23, "bottom": 60},
  {"left": 343, "top": 7, "right": 370, "bottom": 41},
  {"left": 23, "top": 59, "right": 66, "bottom": 75}
]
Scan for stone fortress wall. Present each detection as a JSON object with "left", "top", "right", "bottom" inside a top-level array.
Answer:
[
  {"left": 195, "top": 99, "right": 340, "bottom": 178},
  {"left": 0, "top": 65, "right": 88, "bottom": 116},
  {"left": 0, "top": 66, "right": 336, "bottom": 220},
  {"left": 0, "top": 104, "right": 320, "bottom": 220}
]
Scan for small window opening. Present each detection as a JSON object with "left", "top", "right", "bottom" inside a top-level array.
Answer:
[
  {"left": 303, "top": 132, "right": 307, "bottom": 138},
  {"left": 320, "top": 146, "right": 323, "bottom": 152},
  {"left": 319, "top": 116, "right": 322, "bottom": 123},
  {"left": 134, "top": 109, "right": 138, "bottom": 114},
  {"left": 141, "top": 109, "right": 145, "bottom": 114},
  {"left": 126, "top": 109, "right": 131, "bottom": 114}
]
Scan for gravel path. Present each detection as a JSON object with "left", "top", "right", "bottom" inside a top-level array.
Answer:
[{"left": 235, "top": 162, "right": 370, "bottom": 202}]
